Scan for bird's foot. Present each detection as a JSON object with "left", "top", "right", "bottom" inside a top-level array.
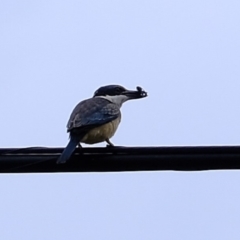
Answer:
[
  {"left": 106, "top": 144, "right": 115, "bottom": 148},
  {"left": 106, "top": 139, "right": 114, "bottom": 147}
]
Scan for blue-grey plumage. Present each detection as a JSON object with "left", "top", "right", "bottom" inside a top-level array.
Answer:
[
  {"left": 56, "top": 135, "right": 81, "bottom": 164},
  {"left": 57, "top": 84, "right": 147, "bottom": 164},
  {"left": 67, "top": 98, "right": 121, "bottom": 133}
]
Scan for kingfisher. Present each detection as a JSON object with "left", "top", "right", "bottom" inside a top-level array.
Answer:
[{"left": 57, "top": 84, "right": 147, "bottom": 164}]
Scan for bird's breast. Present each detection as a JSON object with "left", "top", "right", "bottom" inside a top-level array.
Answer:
[{"left": 80, "top": 116, "right": 121, "bottom": 144}]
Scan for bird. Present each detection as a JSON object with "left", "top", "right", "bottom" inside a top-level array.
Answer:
[{"left": 57, "top": 84, "right": 147, "bottom": 164}]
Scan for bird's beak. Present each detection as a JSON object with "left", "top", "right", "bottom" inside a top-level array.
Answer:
[{"left": 123, "top": 86, "right": 148, "bottom": 100}]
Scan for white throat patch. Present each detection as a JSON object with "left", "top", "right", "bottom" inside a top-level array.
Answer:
[{"left": 97, "top": 95, "right": 129, "bottom": 107}]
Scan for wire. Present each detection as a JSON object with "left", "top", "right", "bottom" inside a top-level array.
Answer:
[{"left": 1, "top": 146, "right": 240, "bottom": 173}]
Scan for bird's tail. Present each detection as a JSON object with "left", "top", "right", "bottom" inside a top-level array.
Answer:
[{"left": 57, "top": 136, "right": 80, "bottom": 164}]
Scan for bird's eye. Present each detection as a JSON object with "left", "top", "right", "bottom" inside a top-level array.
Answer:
[{"left": 115, "top": 87, "right": 123, "bottom": 94}]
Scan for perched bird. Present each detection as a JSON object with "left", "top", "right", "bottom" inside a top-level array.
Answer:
[{"left": 57, "top": 84, "right": 147, "bottom": 164}]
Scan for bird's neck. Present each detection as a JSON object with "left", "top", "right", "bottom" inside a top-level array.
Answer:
[{"left": 95, "top": 95, "right": 128, "bottom": 108}]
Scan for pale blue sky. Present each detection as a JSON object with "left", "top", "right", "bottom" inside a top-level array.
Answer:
[{"left": 1, "top": 0, "right": 240, "bottom": 239}]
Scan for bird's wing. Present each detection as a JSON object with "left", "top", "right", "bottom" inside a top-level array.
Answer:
[{"left": 67, "top": 98, "right": 120, "bottom": 132}]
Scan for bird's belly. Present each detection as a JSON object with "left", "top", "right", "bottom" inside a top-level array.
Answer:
[{"left": 81, "top": 117, "right": 121, "bottom": 144}]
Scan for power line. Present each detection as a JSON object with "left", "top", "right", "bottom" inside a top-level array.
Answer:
[{"left": 0, "top": 146, "right": 240, "bottom": 173}]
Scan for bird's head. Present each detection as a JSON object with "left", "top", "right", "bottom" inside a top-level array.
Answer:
[{"left": 93, "top": 85, "right": 147, "bottom": 107}]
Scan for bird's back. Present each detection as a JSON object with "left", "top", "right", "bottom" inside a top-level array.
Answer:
[{"left": 67, "top": 97, "right": 121, "bottom": 134}]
